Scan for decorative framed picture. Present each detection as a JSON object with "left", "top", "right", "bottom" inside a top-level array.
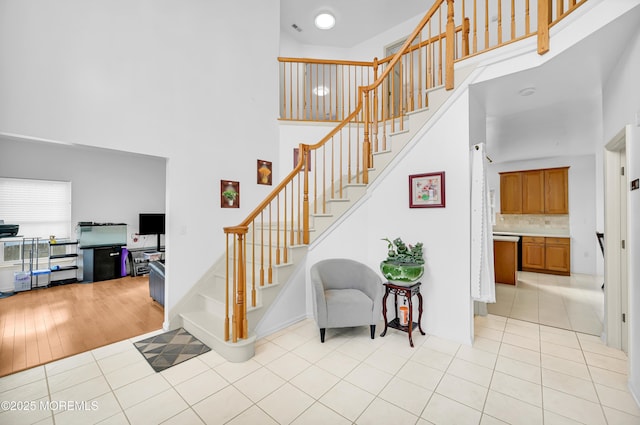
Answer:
[
  {"left": 221, "top": 180, "right": 240, "bottom": 208},
  {"left": 293, "top": 147, "right": 311, "bottom": 171},
  {"left": 257, "top": 160, "right": 272, "bottom": 185},
  {"left": 409, "top": 171, "right": 445, "bottom": 208}
]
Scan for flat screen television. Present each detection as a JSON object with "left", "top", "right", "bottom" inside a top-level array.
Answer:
[
  {"left": 139, "top": 213, "right": 165, "bottom": 252},
  {"left": 139, "top": 213, "right": 165, "bottom": 235}
]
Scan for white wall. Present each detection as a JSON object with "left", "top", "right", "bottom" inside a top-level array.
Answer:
[
  {"left": 602, "top": 18, "right": 640, "bottom": 407},
  {"left": 487, "top": 155, "right": 599, "bottom": 275},
  {"left": 306, "top": 91, "right": 473, "bottom": 345},
  {"left": 0, "top": 0, "right": 281, "bottom": 327}
]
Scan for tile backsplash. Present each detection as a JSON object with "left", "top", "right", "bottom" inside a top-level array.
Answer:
[{"left": 493, "top": 214, "right": 569, "bottom": 234}]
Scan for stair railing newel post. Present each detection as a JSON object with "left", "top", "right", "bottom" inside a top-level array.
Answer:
[
  {"left": 235, "top": 227, "right": 248, "bottom": 340},
  {"left": 445, "top": 0, "right": 455, "bottom": 90},
  {"left": 224, "top": 233, "right": 230, "bottom": 341},
  {"left": 538, "top": 0, "right": 551, "bottom": 54},
  {"left": 223, "top": 225, "right": 248, "bottom": 342}
]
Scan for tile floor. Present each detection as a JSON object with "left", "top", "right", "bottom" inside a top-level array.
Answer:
[
  {"left": 1, "top": 315, "right": 638, "bottom": 425},
  {"left": 488, "top": 272, "right": 605, "bottom": 336}
]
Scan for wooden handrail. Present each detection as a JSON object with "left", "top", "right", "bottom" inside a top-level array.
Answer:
[{"left": 224, "top": 0, "right": 589, "bottom": 343}]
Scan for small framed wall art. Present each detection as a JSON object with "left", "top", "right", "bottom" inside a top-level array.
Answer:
[
  {"left": 409, "top": 171, "right": 445, "bottom": 208},
  {"left": 221, "top": 180, "right": 240, "bottom": 208},
  {"left": 257, "top": 160, "right": 272, "bottom": 185}
]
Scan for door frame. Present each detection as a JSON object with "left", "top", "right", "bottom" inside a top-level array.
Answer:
[{"left": 603, "top": 126, "right": 629, "bottom": 350}]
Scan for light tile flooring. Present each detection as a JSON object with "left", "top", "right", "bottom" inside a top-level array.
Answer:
[
  {"left": 1, "top": 315, "right": 639, "bottom": 425},
  {"left": 488, "top": 272, "right": 605, "bottom": 336}
]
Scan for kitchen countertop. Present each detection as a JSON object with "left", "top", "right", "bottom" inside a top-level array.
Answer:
[
  {"left": 493, "top": 235, "right": 520, "bottom": 242},
  {"left": 493, "top": 230, "right": 570, "bottom": 238}
]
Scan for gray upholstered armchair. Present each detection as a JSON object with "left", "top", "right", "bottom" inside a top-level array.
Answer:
[{"left": 310, "top": 258, "right": 384, "bottom": 343}]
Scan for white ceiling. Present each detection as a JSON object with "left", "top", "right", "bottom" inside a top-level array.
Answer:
[
  {"left": 472, "top": 4, "right": 640, "bottom": 162},
  {"left": 280, "top": 0, "right": 431, "bottom": 48}
]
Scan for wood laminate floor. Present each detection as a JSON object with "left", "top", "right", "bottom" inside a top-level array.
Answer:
[{"left": 0, "top": 276, "right": 163, "bottom": 377}]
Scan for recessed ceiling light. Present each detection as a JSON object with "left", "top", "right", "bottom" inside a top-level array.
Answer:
[
  {"left": 314, "top": 13, "right": 335, "bottom": 30},
  {"left": 313, "top": 85, "right": 330, "bottom": 96},
  {"left": 519, "top": 87, "right": 536, "bottom": 96}
]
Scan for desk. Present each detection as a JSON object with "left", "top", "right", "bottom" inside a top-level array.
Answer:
[{"left": 380, "top": 281, "right": 425, "bottom": 347}]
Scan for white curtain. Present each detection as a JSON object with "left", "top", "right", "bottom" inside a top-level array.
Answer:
[{"left": 471, "top": 143, "right": 495, "bottom": 303}]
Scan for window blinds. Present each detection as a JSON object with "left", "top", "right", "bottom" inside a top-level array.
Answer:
[{"left": 0, "top": 177, "right": 72, "bottom": 239}]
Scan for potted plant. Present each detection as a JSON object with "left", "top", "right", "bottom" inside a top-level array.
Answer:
[
  {"left": 222, "top": 189, "right": 238, "bottom": 206},
  {"left": 380, "top": 237, "right": 425, "bottom": 285}
]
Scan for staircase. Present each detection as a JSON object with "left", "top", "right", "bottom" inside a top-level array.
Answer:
[
  {"left": 176, "top": 65, "right": 475, "bottom": 362},
  {"left": 172, "top": 0, "right": 592, "bottom": 362}
]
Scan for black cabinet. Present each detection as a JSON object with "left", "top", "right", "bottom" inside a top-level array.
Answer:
[{"left": 83, "top": 246, "right": 124, "bottom": 283}]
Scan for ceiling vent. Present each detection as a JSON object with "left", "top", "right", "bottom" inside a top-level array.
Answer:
[{"left": 291, "top": 24, "right": 302, "bottom": 32}]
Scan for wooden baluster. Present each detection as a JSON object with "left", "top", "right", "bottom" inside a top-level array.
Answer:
[
  {"left": 251, "top": 221, "right": 256, "bottom": 307},
  {"left": 511, "top": 0, "right": 516, "bottom": 40},
  {"left": 473, "top": 0, "right": 478, "bottom": 53},
  {"left": 372, "top": 58, "right": 379, "bottom": 152},
  {"left": 484, "top": 0, "right": 489, "bottom": 50},
  {"left": 260, "top": 211, "right": 264, "bottom": 286},
  {"left": 282, "top": 63, "right": 287, "bottom": 119},
  {"left": 445, "top": 0, "right": 455, "bottom": 90},
  {"left": 557, "top": 0, "right": 564, "bottom": 19},
  {"left": 463, "top": 17, "right": 470, "bottom": 57},
  {"left": 347, "top": 122, "right": 353, "bottom": 183},
  {"left": 438, "top": 5, "right": 443, "bottom": 86},
  {"left": 321, "top": 146, "right": 326, "bottom": 212},
  {"left": 275, "top": 194, "right": 280, "bottom": 265},
  {"left": 497, "top": 0, "right": 503, "bottom": 44},
  {"left": 417, "top": 35, "right": 423, "bottom": 110},
  {"left": 292, "top": 178, "right": 296, "bottom": 245},
  {"left": 427, "top": 21, "right": 433, "bottom": 94},
  {"left": 296, "top": 173, "right": 301, "bottom": 244},
  {"left": 295, "top": 63, "right": 300, "bottom": 120},
  {"left": 399, "top": 59, "right": 404, "bottom": 130},
  {"left": 330, "top": 136, "right": 335, "bottom": 198},
  {"left": 538, "top": 0, "right": 551, "bottom": 54},
  {"left": 283, "top": 186, "right": 288, "bottom": 264},
  {"left": 363, "top": 88, "right": 370, "bottom": 185},
  {"left": 339, "top": 130, "right": 344, "bottom": 198},
  {"left": 268, "top": 203, "right": 272, "bottom": 283},
  {"left": 224, "top": 233, "right": 230, "bottom": 341},
  {"left": 358, "top": 121, "right": 362, "bottom": 184},
  {"left": 409, "top": 50, "right": 414, "bottom": 113},
  {"left": 322, "top": 64, "right": 327, "bottom": 120},
  {"left": 525, "top": 0, "right": 530, "bottom": 34}
]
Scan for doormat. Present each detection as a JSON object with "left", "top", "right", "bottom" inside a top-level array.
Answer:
[{"left": 134, "top": 328, "right": 211, "bottom": 372}]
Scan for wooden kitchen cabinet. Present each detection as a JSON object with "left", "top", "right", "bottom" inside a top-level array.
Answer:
[
  {"left": 522, "top": 236, "right": 570, "bottom": 275},
  {"left": 545, "top": 237, "right": 571, "bottom": 274},
  {"left": 500, "top": 172, "right": 522, "bottom": 214},
  {"left": 545, "top": 168, "right": 569, "bottom": 214},
  {"left": 522, "top": 170, "right": 545, "bottom": 214},
  {"left": 494, "top": 240, "right": 518, "bottom": 285},
  {"left": 499, "top": 167, "right": 568, "bottom": 215},
  {"left": 522, "top": 237, "right": 546, "bottom": 270}
]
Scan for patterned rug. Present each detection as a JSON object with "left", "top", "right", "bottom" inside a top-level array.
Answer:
[{"left": 134, "top": 328, "right": 211, "bottom": 372}]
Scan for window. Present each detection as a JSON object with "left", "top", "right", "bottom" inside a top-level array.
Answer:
[{"left": 0, "top": 177, "right": 72, "bottom": 262}]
